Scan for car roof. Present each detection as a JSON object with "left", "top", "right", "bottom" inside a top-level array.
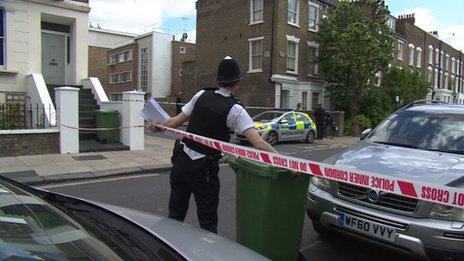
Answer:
[{"left": 404, "top": 104, "right": 464, "bottom": 114}]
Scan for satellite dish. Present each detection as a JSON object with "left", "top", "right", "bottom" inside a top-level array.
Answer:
[{"left": 180, "top": 33, "right": 188, "bottom": 42}]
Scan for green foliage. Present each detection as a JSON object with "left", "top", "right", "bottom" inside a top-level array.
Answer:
[
  {"left": 318, "top": 0, "right": 396, "bottom": 118},
  {"left": 344, "top": 114, "right": 372, "bottom": 135},
  {"left": 0, "top": 103, "right": 22, "bottom": 130},
  {"left": 380, "top": 67, "right": 431, "bottom": 106}
]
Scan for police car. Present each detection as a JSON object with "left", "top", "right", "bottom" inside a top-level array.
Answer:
[{"left": 237, "top": 110, "right": 317, "bottom": 145}]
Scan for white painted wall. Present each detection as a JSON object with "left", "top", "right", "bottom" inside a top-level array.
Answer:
[
  {"left": 121, "top": 91, "right": 145, "bottom": 150},
  {"left": 55, "top": 87, "right": 79, "bottom": 154},
  {"left": 82, "top": 77, "right": 109, "bottom": 105},
  {"left": 435, "top": 89, "right": 453, "bottom": 103},
  {"left": 151, "top": 32, "right": 173, "bottom": 98},
  {"left": 137, "top": 35, "right": 153, "bottom": 95},
  {"left": 272, "top": 74, "right": 325, "bottom": 110},
  {"left": 26, "top": 74, "right": 56, "bottom": 126},
  {"left": 88, "top": 28, "right": 136, "bottom": 48},
  {"left": 0, "top": 0, "right": 89, "bottom": 94}
]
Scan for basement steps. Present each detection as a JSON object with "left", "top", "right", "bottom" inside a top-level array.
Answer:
[{"left": 46, "top": 84, "right": 129, "bottom": 152}]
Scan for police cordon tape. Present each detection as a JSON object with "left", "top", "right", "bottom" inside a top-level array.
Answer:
[
  {"left": 60, "top": 124, "right": 146, "bottom": 131},
  {"left": 157, "top": 101, "right": 279, "bottom": 110},
  {"left": 60, "top": 123, "right": 464, "bottom": 209},
  {"left": 156, "top": 125, "right": 464, "bottom": 210}
]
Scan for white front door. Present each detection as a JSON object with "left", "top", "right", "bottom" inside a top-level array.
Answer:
[{"left": 41, "top": 33, "right": 66, "bottom": 84}]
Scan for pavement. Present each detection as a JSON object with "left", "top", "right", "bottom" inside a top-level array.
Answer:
[{"left": 0, "top": 134, "right": 358, "bottom": 185}]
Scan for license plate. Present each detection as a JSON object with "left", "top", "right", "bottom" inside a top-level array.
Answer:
[{"left": 338, "top": 213, "right": 396, "bottom": 242}]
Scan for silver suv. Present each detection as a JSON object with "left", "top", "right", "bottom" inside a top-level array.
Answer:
[{"left": 306, "top": 101, "right": 464, "bottom": 260}]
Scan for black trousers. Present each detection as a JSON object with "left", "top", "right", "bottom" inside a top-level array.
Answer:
[
  {"left": 316, "top": 122, "right": 325, "bottom": 139},
  {"left": 168, "top": 151, "right": 220, "bottom": 233}
]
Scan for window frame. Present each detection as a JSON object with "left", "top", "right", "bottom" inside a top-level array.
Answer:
[
  {"left": 428, "top": 45, "right": 433, "bottom": 65},
  {"left": 307, "top": 41, "right": 318, "bottom": 76},
  {"left": 434, "top": 68, "right": 439, "bottom": 88},
  {"left": 248, "top": 36, "right": 264, "bottom": 73},
  {"left": 415, "top": 47, "right": 422, "bottom": 68},
  {"left": 408, "top": 43, "right": 414, "bottom": 66},
  {"left": 397, "top": 40, "right": 404, "bottom": 60},
  {"left": 250, "top": 0, "right": 264, "bottom": 25},
  {"left": 444, "top": 72, "right": 449, "bottom": 89},
  {"left": 286, "top": 35, "right": 300, "bottom": 75},
  {"left": 140, "top": 48, "right": 148, "bottom": 91},
  {"left": 108, "top": 49, "right": 133, "bottom": 65},
  {"left": 427, "top": 66, "right": 433, "bottom": 86},
  {"left": 441, "top": 51, "right": 444, "bottom": 68},
  {"left": 109, "top": 71, "right": 132, "bottom": 84},
  {"left": 0, "top": 8, "right": 6, "bottom": 68},
  {"left": 301, "top": 91, "right": 308, "bottom": 110},
  {"left": 287, "top": 0, "right": 300, "bottom": 27},
  {"left": 445, "top": 53, "right": 450, "bottom": 71},
  {"left": 308, "top": 1, "right": 320, "bottom": 32},
  {"left": 374, "top": 71, "right": 381, "bottom": 86}
]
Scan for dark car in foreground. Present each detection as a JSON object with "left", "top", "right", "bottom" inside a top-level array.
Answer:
[
  {"left": 306, "top": 101, "right": 464, "bottom": 260},
  {"left": 0, "top": 177, "right": 268, "bottom": 261}
]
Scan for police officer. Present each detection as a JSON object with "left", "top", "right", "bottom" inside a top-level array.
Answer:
[
  {"left": 149, "top": 56, "right": 277, "bottom": 233},
  {"left": 314, "top": 103, "right": 326, "bottom": 139}
]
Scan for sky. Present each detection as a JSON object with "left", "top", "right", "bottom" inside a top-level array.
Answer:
[{"left": 89, "top": 0, "right": 464, "bottom": 51}]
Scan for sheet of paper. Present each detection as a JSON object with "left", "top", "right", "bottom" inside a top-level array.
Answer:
[{"left": 141, "top": 98, "right": 171, "bottom": 123}]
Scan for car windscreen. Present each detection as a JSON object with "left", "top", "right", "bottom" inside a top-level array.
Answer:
[
  {"left": 0, "top": 179, "right": 185, "bottom": 261},
  {"left": 253, "top": 112, "right": 284, "bottom": 122},
  {"left": 368, "top": 110, "right": 464, "bottom": 154},
  {"left": 0, "top": 181, "right": 123, "bottom": 260}
]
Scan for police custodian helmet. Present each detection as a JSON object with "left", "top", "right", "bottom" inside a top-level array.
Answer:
[{"left": 216, "top": 56, "right": 243, "bottom": 84}]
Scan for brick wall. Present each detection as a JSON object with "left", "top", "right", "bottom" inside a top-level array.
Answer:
[
  {"left": 88, "top": 46, "right": 110, "bottom": 90},
  {"left": 0, "top": 133, "right": 59, "bottom": 157},
  {"left": 195, "top": 0, "right": 332, "bottom": 108},
  {"left": 107, "top": 43, "right": 139, "bottom": 95},
  {"left": 196, "top": 0, "right": 276, "bottom": 107},
  {"left": 172, "top": 41, "right": 196, "bottom": 98}
]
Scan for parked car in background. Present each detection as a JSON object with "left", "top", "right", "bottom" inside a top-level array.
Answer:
[
  {"left": 0, "top": 177, "right": 268, "bottom": 261},
  {"left": 236, "top": 110, "right": 316, "bottom": 145},
  {"left": 306, "top": 101, "right": 464, "bottom": 260}
]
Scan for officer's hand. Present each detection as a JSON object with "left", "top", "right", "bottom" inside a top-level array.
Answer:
[{"left": 148, "top": 122, "right": 164, "bottom": 132}]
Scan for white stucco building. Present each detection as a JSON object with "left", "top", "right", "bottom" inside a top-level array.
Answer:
[
  {"left": 135, "top": 31, "right": 173, "bottom": 98},
  {"left": 0, "top": 0, "right": 90, "bottom": 103}
]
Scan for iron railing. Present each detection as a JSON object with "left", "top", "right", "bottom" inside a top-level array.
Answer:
[{"left": 0, "top": 103, "right": 56, "bottom": 130}]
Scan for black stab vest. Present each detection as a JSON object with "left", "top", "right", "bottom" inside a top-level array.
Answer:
[{"left": 182, "top": 89, "right": 242, "bottom": 157}]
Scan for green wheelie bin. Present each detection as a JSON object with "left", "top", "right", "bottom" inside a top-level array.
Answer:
[
  {"left": 95, "top": 110, "right": 119, "bottom": 144},
  {"left": 230, "top": 157, "right": 310, "bottom": 261}
]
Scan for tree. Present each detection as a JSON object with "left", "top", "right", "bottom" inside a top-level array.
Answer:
[
  {"left": 317, "top": 0, "right": 396, "bottom": 133},
  {"left": 366, "top": 67, "right": 430, "bottom": 125}
]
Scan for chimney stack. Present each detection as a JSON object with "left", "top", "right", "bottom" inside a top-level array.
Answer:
[{"left": 398, "top": 13, "right": 415, "bottom": 25}]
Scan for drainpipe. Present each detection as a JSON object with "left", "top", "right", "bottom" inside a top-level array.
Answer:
[
  {"left": 435, "top": 40, "right": 443, "bottom": 100},
  {"left": 269, "top": 0, "right": 282, "bottom": 108}
]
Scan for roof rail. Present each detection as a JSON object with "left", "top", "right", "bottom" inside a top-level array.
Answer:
[{"left": 399, "top": 99, "right": 447, "bottom": 111}]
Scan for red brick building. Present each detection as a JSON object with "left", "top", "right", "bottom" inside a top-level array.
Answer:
[
  {"left": 171, "top": 41, "right": 196, "bottom": 98},
  {"left": 192, "top": 0, "right": 336, "bottom": 110},
  {"left": 106, "top": 42, "right": 139, "bottom": 99},
  {"left": 191, "top": 0, "right": 463, "bottom": 109}
]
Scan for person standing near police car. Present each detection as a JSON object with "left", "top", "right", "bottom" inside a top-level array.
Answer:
[{"left": 149, "top": 56, "right": 277, "bottom": 233}]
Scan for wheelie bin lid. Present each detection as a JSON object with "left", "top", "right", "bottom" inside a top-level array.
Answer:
[
  {"left": 95, "top": 110, "right": 119, "bottom": 115},
  {"left": 230, "top": 157, "right": 291, "bottom": 179}
]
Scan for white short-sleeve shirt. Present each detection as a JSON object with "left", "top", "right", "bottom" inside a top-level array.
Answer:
[{"left": 181, "top": 88, "right": 255, "bottom": 159}]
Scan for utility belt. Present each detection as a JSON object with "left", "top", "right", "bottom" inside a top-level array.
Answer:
[{"left": 171, "top": 139, "right": 222, "bottom": 164}]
